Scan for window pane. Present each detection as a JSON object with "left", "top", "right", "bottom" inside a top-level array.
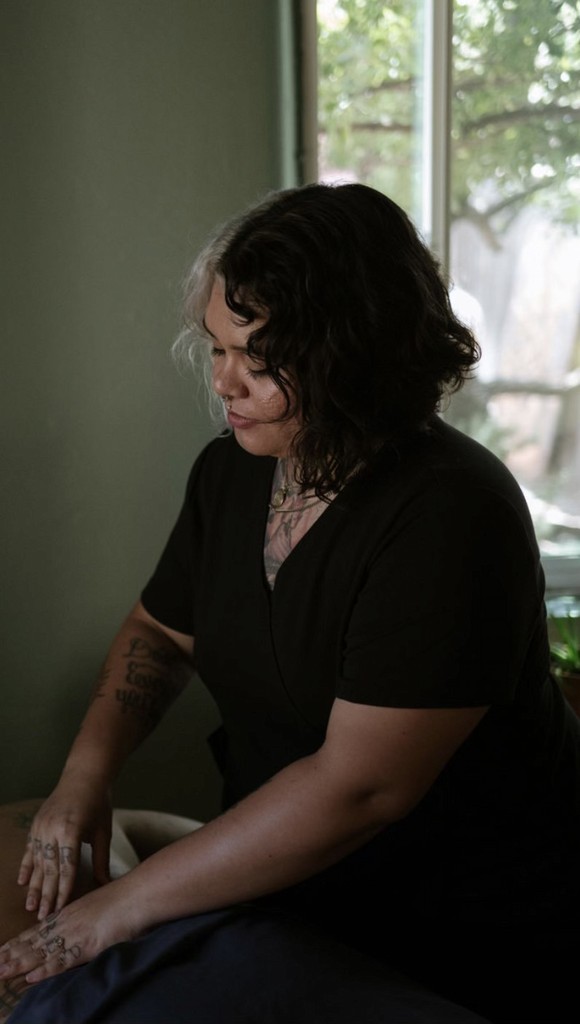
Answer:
[
  {"left": 446, "top": 0, "right": 580, "bottom": 559},
  {"left": 317, "top": 0, "right": 580, "bottom": 567},
  {"left": 317, "top": 0, "right": 428, "bottom": 230}
]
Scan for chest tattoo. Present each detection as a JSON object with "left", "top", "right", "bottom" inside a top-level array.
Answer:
[{"left": 263, "top": 499, "right": 329, "bottom": 589}]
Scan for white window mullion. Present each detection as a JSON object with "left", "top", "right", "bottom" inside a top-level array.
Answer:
[{"left": 421, "top": 0, "right": 452, "bottom": 275}]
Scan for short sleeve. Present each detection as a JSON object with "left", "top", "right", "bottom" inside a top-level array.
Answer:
[
  {"left": 336, "top": 483, "right": 542, "bottom": 708},
  {"left": 140, "top": 447, "right": 211, "bottom": 635}
]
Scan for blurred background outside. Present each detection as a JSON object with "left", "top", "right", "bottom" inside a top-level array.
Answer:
[{"left": 316, "top": 0, "right": 580, "bottom": 573}]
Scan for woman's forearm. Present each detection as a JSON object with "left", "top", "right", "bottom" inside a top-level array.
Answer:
[
  {"left": 13, "top": 606, "right": 194, "bottom": 920},
  {"left": 1, "top": 751, "right": 374, "bottom": 985},
  {"left": 108, "top": 701, "right": 487, "bottom": 935},
  {"left": 111, "top": 748, "right": 387, "bottom": 934},
  {"left": 62, "top": 608, "right": 193, "bottom": 787},
  {"left": 1, "top": 704, "right": 484, "bottom": 983}
]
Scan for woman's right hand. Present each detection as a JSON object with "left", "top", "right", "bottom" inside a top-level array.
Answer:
[{"left": 16, "top": 771, "right": 113, "bottom": 921}]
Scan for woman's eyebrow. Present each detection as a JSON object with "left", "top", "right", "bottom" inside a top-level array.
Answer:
[
  {"left": 202, "top": 316, "right": 251, "bottom": 354},
  {"left": 201, "top": 316, "right": 216, "bottom": 339}
]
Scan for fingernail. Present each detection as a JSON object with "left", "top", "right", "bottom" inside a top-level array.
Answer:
[{"left": 26, "top": 896, "right": 36, "bottom": 911}]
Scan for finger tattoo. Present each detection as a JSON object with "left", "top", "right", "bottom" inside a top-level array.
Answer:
[
  {"left": 36, "top": 935, "right": 81, "bottom": 963},
  {"left": 43, "top": 842, "right": 57, "bottom": 861},
  {"left": 57, "top": 944, "right": 81, "bottom": 966},
  {"left": 44, "top": 935, "right": 65, "bottom": 954},
  {"left": 39, "top": 917, "right": 59, "bottom": 939},
  {"left": 59, "top": 846, "right": 75, "bottom": 867},
  {"left": 0, "top": 975, "right": 29, "bottom": 1013}
]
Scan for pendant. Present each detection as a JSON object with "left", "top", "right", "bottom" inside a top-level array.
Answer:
[{"left": 270, "top": 486, "right": 288, "bottom": 509}]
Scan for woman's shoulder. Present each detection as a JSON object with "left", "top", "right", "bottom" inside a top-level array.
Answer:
[
  {"left": 351, "top": 417, "right": 513, "bottom": 500},
  {"left": 343, "top": 417, "right": 540, "bottom": 569},
  {"left": 424, "top": 417, "right": 537, "bottom": 534},
  {"left": 367, "top": 417, "right": 533, "bottom": 522}
]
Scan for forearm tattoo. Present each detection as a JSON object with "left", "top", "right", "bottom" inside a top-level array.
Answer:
[
  {"left": 83, "top": 636, "right": 190, "bottom": 732},
  {"left": 89, "top": 662, "right": 111, "bottom": 704},
  {"left": 114, "top": 636, "right": 189, "bottom": 729}
]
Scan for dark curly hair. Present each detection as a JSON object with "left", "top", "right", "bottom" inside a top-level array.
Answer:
[{"left": 177, "top": 182, "right": 480, "bottom": 496}]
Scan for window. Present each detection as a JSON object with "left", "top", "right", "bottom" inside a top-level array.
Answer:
[{"left": 309, "top": 0, "right": 580, "bottom": 592}]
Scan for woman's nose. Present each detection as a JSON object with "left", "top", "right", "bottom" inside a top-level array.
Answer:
[{"left": 212, "top": 358, "right": 249, "bottom": 399}]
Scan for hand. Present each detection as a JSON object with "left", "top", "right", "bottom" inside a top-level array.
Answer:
[
  {"left": 17, "top": 772, "right": 113, "bottom": 921},
  {"left": 0, "top": 882, "right": 138, "bottom": 986}
]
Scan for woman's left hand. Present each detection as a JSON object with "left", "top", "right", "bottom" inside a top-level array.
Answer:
[{"left": 0, "top": 879, "right": 139, "bottom": 985}]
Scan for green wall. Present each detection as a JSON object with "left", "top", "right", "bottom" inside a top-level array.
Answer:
[{"left": 1, "top": 0, "right": 296, "bottom": 821}]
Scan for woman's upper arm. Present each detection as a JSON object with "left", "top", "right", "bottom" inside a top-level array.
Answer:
[{"left": 319, "top": 697, "right": 488, "bottom": 823}]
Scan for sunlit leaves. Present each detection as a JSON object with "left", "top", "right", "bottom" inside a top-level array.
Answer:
[{"left": 318, "top": 0, "right": 580, "bottom": 226}]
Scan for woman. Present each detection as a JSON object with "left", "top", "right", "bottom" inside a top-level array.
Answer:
[{"left": 1, "top": 183, "right": 578, "bottom": 1023}]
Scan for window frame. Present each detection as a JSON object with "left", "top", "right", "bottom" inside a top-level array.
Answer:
[{"left": 300, "top": 0, "right": 580, "bottom": 596}]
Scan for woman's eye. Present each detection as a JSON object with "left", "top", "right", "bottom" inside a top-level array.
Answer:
[
  {"left": 246, "top": 360, "right": 270, "bottom": 379},
  {"left": 208, "top": 344, "right": 270, "bottom": 379}
]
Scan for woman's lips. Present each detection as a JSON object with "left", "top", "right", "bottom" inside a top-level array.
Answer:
[{"left": 227, "top": 410, "right": 256, "bottom": 429}]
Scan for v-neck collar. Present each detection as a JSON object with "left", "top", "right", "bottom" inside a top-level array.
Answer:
[{"left": 257, "top": 457, "right": 347, "bottom": 597}]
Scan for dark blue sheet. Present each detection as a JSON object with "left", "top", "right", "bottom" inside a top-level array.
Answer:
[{"left": 9, "top": 907, "right": 490, "bottom": 1024}]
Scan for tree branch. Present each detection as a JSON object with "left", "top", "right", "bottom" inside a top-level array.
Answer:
[
  {"left": 351, "top": 120, "right": 412, "bottom": 133},
  {"left": 353, "top": 77, "right": 415, "bottom": 98},
  {"left": 482, "top": 180, "right": 554, "bottom": 218},
  {"left": 462, "top": 102, "right": 580, "bottom": 133},
  {"left": 452, "top": 180, "right": 555, "bottom": 246}
]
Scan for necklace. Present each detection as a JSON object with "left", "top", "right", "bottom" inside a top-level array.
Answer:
[
  {"left": 269, "top": 496, "right": 322, "bottom": 514},
  {"left": 270, "top": 482, "right": 299, "bottom": 509},
  {"left": 269, "top": 473, "right": 324, "bottom": 514}
]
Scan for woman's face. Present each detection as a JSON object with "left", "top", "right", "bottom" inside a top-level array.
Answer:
[{"left": 206, "top": 278, "right": 301, "bottom": 459}]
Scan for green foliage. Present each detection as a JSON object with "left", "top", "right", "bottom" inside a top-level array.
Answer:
[
  {"left": 548, "top": 596, "right": 580, "bottom": 673},
  {"left": 318, "top": 0, "right": 580, "bottom": 229},
  {"left": 318, "top": 0, "right": 421, "bottom": 210},
  {"left": 553, "top": 626, "right": 580, "bottom": 675}
]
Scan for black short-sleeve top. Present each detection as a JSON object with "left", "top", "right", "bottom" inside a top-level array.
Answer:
[
  {"left": 143, "top": 418, "right": 550, "bottom": 782},
  {"left": 142, "top": 417, "right": 580, "bottom": 924}
]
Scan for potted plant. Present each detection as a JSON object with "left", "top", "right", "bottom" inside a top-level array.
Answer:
[{"left": 547, "top": 596, "right": 580, "bottom": 716}]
